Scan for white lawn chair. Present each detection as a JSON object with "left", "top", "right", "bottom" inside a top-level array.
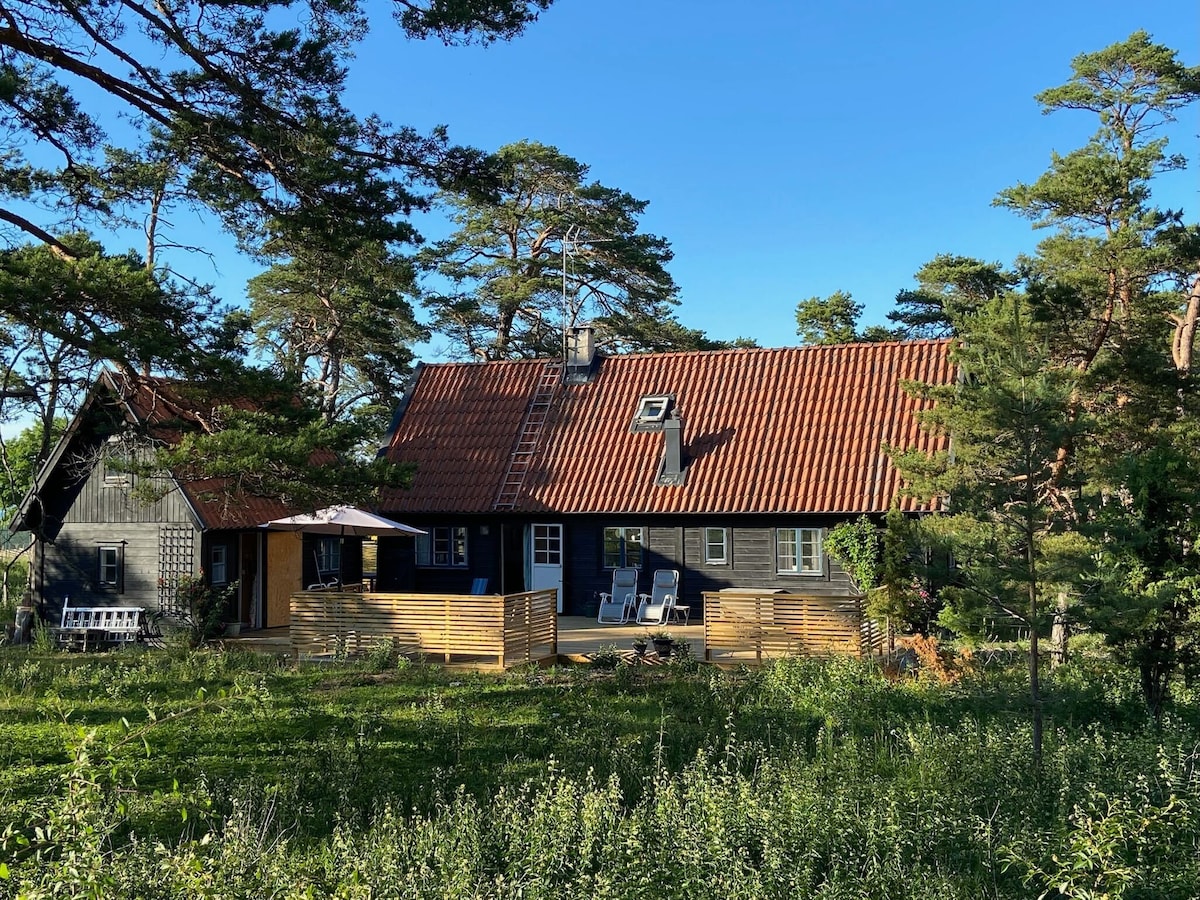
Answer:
[
  {"left": 636, "top": 569, "right": 680, "bottom": 626},
  {"left": 597, "top": 567, "right": 639, "bottom": 624}
]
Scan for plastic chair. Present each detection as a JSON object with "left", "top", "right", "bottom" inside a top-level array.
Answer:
[
  {"left": 636, "top": 569, "right": 680, "bottom": 626},
  {"left": 597, "top": 567, "right": 639, "bottom": 624}
]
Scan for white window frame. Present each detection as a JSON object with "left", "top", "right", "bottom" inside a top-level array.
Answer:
[
  {"left": 416, "top": 527, "right": 468, "bottom": 568},
  {"left": 602, "top": 526, "right": 644, "bottom": 569},
  {"left": 211, "top": 545, "right": 229, "bottom": 585},
  {"left": 315, "top": 537, "right": 342, "bottom": 576},
  {"left": 703, "top": 527, "right": 728, "bottom": 565},
  {"left": 532, "top": 524, "right": 562, "bottom": 566},
  {"left": 776, "top": 527, "right": 824, "bottom": 576},
  {"left": 98, "top": 545, "right": 123, "bottom": 591},
  {"left": 102, "top": 437, "right": 129, "bottom": 487}
]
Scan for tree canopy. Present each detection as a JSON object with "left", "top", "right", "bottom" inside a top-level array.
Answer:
[
  {"left": 418, "top": 140, "right": 723, "bottom": 359},
  {"left": 0, "top": 0, "right": 556, "bottom": 508},
  {"left": 895, "top": 32, "right": 1200, "bottom": 719}
]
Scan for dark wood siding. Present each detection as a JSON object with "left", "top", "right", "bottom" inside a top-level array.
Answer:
[
  {"left": 62, "top": 451, "right": 196, "bottom": 526},
  {"left": 563, "top": 516, "right": 857, "bottom": 616},
  {"left": 38, "top": 522, "right": 201, "bottom": 621},
  {"left": 377, "top": 520, "right": 499, "bottom": 595},
  {"left": 372, "top": 514, "right": 859, "bottom": 618}
]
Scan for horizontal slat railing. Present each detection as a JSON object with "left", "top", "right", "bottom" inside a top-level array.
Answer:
[
  {"left": 702, "top": 591, "right": 871, "bottom": 663},
  {"left": 291, "top": 589, "right": 558, "bottom": 669}
]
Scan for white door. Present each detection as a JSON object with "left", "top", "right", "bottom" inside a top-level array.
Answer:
[{"left": 529, "top": 523, "right": 564, "bottom": 613}]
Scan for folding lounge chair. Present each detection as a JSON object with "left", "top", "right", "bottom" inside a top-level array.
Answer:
[
  {"left": 636, "top": 569, "right": 680, "bottom": 626},
  {"left": 598, "top": 567, "right": 639, "bottom": 624}
]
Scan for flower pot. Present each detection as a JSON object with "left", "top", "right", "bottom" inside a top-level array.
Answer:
[
  {"left": 652, "top": 638, "right": 673, "bottom": 659},
  {"left": 223, "top": 621, "right": 243, "bottom": 637}
]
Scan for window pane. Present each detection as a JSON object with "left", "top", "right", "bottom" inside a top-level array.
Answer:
[
  {"left": 602, "top": 528, "right": 621, "bottom": 568},
  {"left": 603, "top": 527, "right": 642, "bottom": 568},
  {"left": 777, "top": 529, "right": 798, "bottom": 572},
  {"left": 799, "top": 529, "right": 821, "bottom": 573},
  {"left": 705, "top": 527, "right": 727, "bottom": 564},
  {"left": 99, "top": 547, "right": 119, "bottom": 585},
  {"left": 314, "top": 538, "right": 341, "bottom": 576},
  {"left": 211, "top": 546, "right": 228, "bottom": 584},
  {"left": 625, "top": 528, "right": 643, "bottom": 568},
  {"left": 433, "top": 527, "right": 450, "bottom": 565},
  {"left": 534, "top": 525, "right": 560, "bottom": 565}
]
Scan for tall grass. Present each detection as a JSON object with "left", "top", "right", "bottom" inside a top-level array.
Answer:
[{"left": 1, "top": 650, "right": 1197, "bottom": 898}]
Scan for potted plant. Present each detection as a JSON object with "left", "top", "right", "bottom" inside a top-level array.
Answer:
[
  {"left": 650, "top": 629, "right": 674, "bottom": 659},
  {"left": 632, "top": 636, "right": 648, "bottom": 658}
]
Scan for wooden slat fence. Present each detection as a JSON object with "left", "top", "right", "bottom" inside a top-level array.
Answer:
[
  {"left": 703, "top": 591, "right": 880, "bottom": 663},
  {"left": 290, "top": 589, "right": 558, "bottom": 669}
]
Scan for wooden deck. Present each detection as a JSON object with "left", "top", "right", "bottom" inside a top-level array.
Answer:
[
  {"left": 223, "top": 591, "right": 880, "bottom": 667},
  {"left": 556, "top": 617, "right": 704, "bottom": 662}
]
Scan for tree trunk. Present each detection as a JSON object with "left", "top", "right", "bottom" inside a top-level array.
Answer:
[
  {"left": 1050, "top": 591, "right": 1069, "bottom": 669},
  {"left": 1171, "top": 276, "right": 1199, "bottom": 373},
  {"left": 1027, "top": 544, "right": 1043, "bottom": 771},
  {"left": 1139, "top": 624, "right": 1174, "bottom": 722}
]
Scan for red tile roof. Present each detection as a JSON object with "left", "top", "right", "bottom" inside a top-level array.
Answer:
[{"left": 381, "top": 340, "right": 953, "bottom": 515}]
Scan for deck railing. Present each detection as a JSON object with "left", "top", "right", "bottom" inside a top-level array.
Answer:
[
  {"left": 702, "top": 591, "right": 881, "bottom": 663},
  {"left": 291, "top": 589, "right": 558, "bottom": 669}
]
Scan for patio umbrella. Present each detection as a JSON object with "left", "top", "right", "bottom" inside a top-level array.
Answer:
[
  {"left": 260, "top": 505, "right": 426, "bottom": 538},
  {"left": 259, "top": 505, "right": 426, "bottom": 585}
]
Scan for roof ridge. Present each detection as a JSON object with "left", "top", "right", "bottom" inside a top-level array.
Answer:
[{"left": 414, "top": 338, "right": 954, "bottom": 369}]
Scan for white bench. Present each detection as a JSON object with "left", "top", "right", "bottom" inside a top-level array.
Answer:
[{"left": 54, "top": 604, "right": 145, "bottom": 650}]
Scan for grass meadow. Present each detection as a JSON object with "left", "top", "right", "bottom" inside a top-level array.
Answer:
[{"left": 0, "top": 643, "right": 1197, "bottom": 898}]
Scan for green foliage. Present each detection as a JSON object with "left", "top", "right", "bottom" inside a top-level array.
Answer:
[
  {"left": 0, "top": 420, "right": 65, "bottom": 517},
  {"left": 795, "top": 290, "right": 900, "bottom": 345},
  {"left": 365, "top": 637, "right": 399, "bottom": 671},
  {"left": 418, "top": 140, "right": 718, "bottom": 359},
  {"left": 888, "top": 254, "right": 1016, "bottom": 339},
  {"left": 896, "top": 298, "right": 1095, "bottom": 635},
  {"left": 1, "top": 651, "right": 1195, "bottom": 897},
  {"left": 795, "top": 290, "right": 864, "bottom": 345},
  {"left": 1009, "top": 771, "right": 1200, "bottom": 899},
  {"left": 174, "top": 575, "right": 239, "bottom": 646},
  {"left": 146, "top": 401, "right": 414, "bottom": 511},
  {"left": 248, "top": 237, "right": 428, "bottom": 429},
  {"left": 824, "top": 516, "right": 881, "bottom": 594},
  {"left": 989, "top": 31, "right": 1200, "bottom": 715},
  {"left": 590, "top": 643, "right": 622, "bottom": 670},
  {"left": 0, "top": 0, "right": 558, "bottom": 494}
]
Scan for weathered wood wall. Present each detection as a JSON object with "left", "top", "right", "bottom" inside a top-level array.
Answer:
[
  {"left": 34, "top": 449, "right": 202, "bottom": 619},
  {"left": 702, "top": 590, "right": 882, "bottom": 663},
  {"left": 290, "top": 588, "right": 558, "bottom": 669},
  {"left": 62, "top": 452, "right": 195, "bottom": 526}
]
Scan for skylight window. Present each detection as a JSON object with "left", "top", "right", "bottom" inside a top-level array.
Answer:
[{"left": 631, "top": 394, "right": 673, "bottom": 432}]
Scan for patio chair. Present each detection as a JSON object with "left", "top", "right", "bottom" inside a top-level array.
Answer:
[
  {"left": 636, "top": 569, "right": 680, "bottom": 626},
  {"left": 597, "top": 567, "right": 639, "bottom": 624}
]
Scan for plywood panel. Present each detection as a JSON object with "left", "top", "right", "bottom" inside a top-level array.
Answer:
[{"left": 266, "top": 532, "right": 303, "bottom": 627}]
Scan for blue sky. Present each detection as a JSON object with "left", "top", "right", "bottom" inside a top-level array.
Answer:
[
  {"left": 75, "top": 1, "right": 1200, "bottom": 357},
  {"left": 323, "top": 0, "right": 1197, "bottom": 355}
]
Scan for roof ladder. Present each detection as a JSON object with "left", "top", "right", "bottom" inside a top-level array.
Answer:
[{"left": 493, "top": 360, "right": 563, "bottom": 510}]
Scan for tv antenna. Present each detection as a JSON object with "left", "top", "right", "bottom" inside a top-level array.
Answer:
[{"left": 559, "top": 227, "right": 614, "bottom": 365}]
